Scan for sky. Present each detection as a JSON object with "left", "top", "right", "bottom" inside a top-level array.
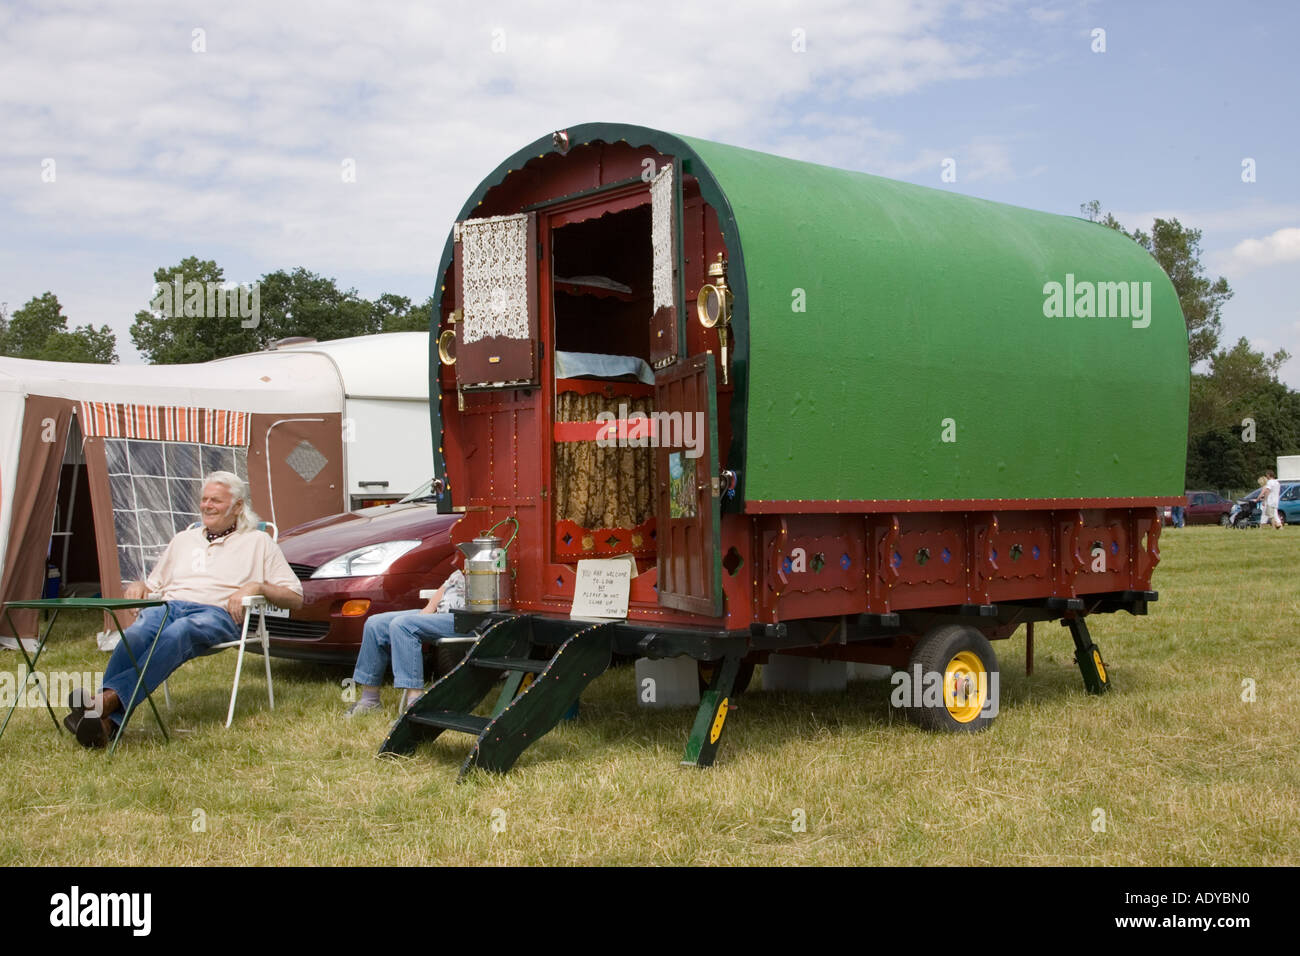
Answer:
[{"left": 2, "top": 0, "right": 1297, "bottom": 382}]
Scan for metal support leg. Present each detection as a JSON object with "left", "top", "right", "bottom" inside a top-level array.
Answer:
[
  {"left": 0, "top": 608, "right": 63, "bottom": 738},
  {"left": 109, "top": 608, "right": 171, "bottom": 754},
  {"left": 226, "top": 626, "right": 249, "bottom": 729},
  {"left": 681, "top": 656, "right": 740, "bottom": 768},
  {"left": 1064, "top": 615, "right": 1109, "bottom": 695},
  {"left": 261, "top": 615, "right": 274, "bottom": 711}
]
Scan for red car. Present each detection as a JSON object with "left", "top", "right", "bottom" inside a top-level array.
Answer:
[
  {"left": 266, "top": 480, "right": 461, "bottom": 664},
  {"left": 1163, "top": 491, "right": 1234, "bottom": 526}
]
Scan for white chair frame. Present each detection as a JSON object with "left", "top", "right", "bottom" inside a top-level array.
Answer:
[{"left": 209, "top": 593, "right": 275, "bottom": 728}]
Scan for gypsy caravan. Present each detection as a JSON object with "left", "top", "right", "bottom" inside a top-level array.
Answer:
[{"left": 386, "top": 123, "right": 1189, "bottom": 776}]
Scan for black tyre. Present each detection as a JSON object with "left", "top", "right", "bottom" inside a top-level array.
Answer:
[
  {"left": 904, "top": 625, "right": 999, "bottom": 733},
  {"left": 1219, "top": 514, "right": 1231, "bottom": 527},
  {"left": 697, "top": 659, "right": 756, "bottom": 696}
]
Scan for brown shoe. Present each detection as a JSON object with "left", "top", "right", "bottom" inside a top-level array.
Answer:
[
  {"left": 66, "top": 688, "right": 91, "bottom": 723},
  {"left": 75, "top": 713, "right": 113, "bottom": 749}
]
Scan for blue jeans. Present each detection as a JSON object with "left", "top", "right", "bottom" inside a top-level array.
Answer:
[
  {"left": 353, "top": 610, "right": 460, "bottom": 689},
  {"left": 102, "top": 601, "right": 239, "bottom": 725}
]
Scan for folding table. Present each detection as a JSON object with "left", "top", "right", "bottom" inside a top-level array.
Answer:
[{"left": 0, "top": 598, "right": 171, "bottom": 754}]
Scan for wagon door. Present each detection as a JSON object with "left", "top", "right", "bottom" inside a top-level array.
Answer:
[
  {"left": 453, "top": 212, "right": 540, "bottom": 389},
  {"left": 654, "top": 354, "right": 722, "bottom": 617},
  {"left": 649, "top": 160, "right": 684, "bottom": 370}
]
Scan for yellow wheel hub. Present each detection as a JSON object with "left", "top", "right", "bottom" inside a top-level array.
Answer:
[
  {"left": 1093, "top": 649, "right": 1107, "bottom": 684},
  {"left": 944, "top": 651, "right": 987, "bottom": 723}
]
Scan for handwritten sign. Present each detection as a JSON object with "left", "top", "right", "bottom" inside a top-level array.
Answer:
[{"left": 570, "top": 558, "right": 633, "bottom": 620}]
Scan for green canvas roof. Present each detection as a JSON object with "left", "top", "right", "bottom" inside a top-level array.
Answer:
[{"left": 433, "top": 123, "right": 1189, "bottom": 505}]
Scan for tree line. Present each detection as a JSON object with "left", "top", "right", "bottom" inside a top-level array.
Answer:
[
  {"left": 3, "top": 231, "right": 1296, "bottom": 493},
  {"left": 0, "top": 257, "right": 432, "bottom": 367}
]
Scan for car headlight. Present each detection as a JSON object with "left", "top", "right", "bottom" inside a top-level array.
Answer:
[{"left": 310, "top": 540, "right": 422, "bottom": 579}]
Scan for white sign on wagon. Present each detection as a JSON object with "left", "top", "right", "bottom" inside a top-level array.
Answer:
[{"left": 570, "top": 558, "right": 633, "bottom": 620}]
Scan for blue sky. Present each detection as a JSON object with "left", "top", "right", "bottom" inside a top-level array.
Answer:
[{"left": 2, "top": 0, "right": 1296, "bottom": 381}]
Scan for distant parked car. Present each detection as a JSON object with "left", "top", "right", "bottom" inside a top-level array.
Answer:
[
  {"left": 1275, "top": 481, "right": 1300, "bottom": 526},
  {"left": 266, "top": 479, "right": 462, "bottom": 665},
  {"left": 1163, "top": 491, "right": 1234, "bottom": 526}
]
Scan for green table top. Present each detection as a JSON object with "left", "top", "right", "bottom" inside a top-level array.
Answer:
[{"left": 2, "top": 598, "right": 166, "bottom": 610}]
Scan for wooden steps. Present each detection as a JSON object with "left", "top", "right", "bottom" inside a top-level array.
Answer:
[{"left": 379, "top": 615, "right": 614, "bottom": 780}]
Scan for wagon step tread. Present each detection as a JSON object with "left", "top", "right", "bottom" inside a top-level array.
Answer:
[
  {"left": 471, "top": 656, "right": 551, "bottom": 672},
  {"left": 405, "top": 711, "right": 490, "bottom": 735}
]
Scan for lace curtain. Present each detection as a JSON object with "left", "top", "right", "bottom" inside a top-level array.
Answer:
[
  {"left": 651, "top": 164, "right": 675, "bottom": 315},
  {"left": 460, "top": 213, "right": 530, "bottom": 344}
]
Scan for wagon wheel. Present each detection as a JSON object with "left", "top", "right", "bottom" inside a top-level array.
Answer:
[
  {"left": 905, "top": 625, "right": 999, "bottom": 732},
  {"left": 698, "top": 659, "right": 756, "bottom": 696}
]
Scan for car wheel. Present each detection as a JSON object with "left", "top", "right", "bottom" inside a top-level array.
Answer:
[
  {"left": 1219, "top": 514, "right": 1232, "bottom": 527},
  {"left": 905, "top": 625, "right": 999, "bottom": 732}
]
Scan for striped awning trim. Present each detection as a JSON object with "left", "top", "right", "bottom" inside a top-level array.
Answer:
[{"left": 78, "top": 402, "right": 250, "bottom": 446}]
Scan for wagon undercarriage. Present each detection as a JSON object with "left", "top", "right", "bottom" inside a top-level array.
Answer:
[{"left": 382, "top": 587, "right": 1149, "bottom": 779}]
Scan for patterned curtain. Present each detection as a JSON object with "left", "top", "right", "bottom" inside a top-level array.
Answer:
[{"left": 554, "top": 392, "right": 656, "bottom": 528}]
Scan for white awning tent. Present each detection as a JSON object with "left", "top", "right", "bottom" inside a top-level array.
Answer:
[{"left": 0, "top": 332, "right": 432, "bottom": 640}]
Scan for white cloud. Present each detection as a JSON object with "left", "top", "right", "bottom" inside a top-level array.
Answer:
[
  {"left": 1221, "top": 227, "right": 1300, "bottom": 275},
  {"left": 0, "top": 1, "right": 1027, "bottom": 273},
  {"left": 1111, "top": 204, "right": 1300, "bottom": 237}
]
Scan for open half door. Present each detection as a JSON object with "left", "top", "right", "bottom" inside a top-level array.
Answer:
[
  {"left": 649, "top": 160, "right": 683, "bottom": 370},
  {"left": 453, "top": 212, "right": 540, "bottom": 389},
  {"left": 654, "top": 354, "right": 721, "bottom": 617}
]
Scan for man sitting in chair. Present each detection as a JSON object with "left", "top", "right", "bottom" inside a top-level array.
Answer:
[{"left": 65, "top": 471, "right": 303, "bottom": 748}]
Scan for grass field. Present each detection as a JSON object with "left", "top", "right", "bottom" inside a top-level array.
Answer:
[{"left": 1, "top": 525, "right": 1296, "bottom": 866}]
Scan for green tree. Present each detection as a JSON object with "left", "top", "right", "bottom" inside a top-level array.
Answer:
[
  {"left": 39, "top": 325, "right": 119, "bottom": 363},
  {"left": 2, "top": 292, "right": 118, "bottom": 363},
  {"left": 1185, "top": 341, "right": 1297, "bottom": 490},
  {"left": 1081, "top": 202, "right": 1231, "bottom": 366},
  {"left": 373, "top": 292, "right": 435, "bottom": 333},
  {"left": 256, "top": 268, "right": 380, "bottom": 344},
  {"left": 130, "top": 257, "right": 262, "bottom": 364},
  {"left": 7, "top": 292, "right": 67, "bottom": 356}
]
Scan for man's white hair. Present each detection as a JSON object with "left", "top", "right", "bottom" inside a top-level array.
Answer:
[{"left": 201, "top": 471, "right": 262, "bottom": 533}]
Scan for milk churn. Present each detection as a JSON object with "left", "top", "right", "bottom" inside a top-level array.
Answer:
[{"left": 456, "top": 518, "right": 517, "bottom": 611}]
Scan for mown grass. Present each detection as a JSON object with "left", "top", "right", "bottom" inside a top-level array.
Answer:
[{"left": 1, "top": 525, "right": 1295, "bottom": 865}]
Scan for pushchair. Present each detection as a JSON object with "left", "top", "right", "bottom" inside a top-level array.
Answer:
[{"left": 1228, "top": 496, "right": 1262, "bottom": 528}]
